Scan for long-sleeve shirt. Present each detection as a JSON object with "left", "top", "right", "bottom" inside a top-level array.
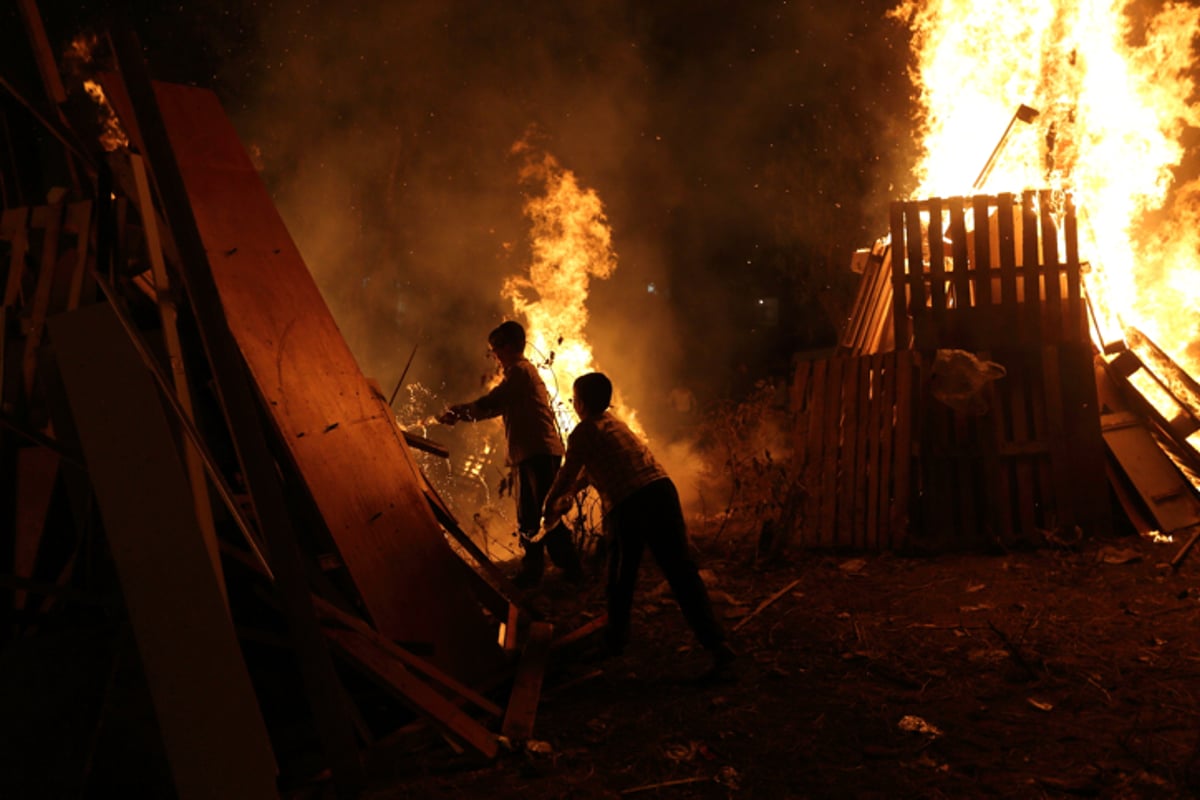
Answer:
[
  {"left": 460, "top": 358, "right": 564, "bottom": 465},
  {"left": 545, "top": 411, "right": 669, "bottom": 516}
]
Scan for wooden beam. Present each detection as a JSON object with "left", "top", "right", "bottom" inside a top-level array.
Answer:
[
  {"left": 129, "top": 151, "right": 225, "bottom": 602},
  {"left": 22, "top": 202, "right": 63, "bottom": 397},
  {"left": 500, "top": 621, "right": 554, "bottom": 741},
  {"left": 313, "top": 594, "right": 503, "bottom": 718},
  {"left": 110, "top": 33, "right": 364, "bottom": 795},
  {"left": 48, "top": 302, "right": 278, "bottom": 800},
  {"left": 324, "top": 626, "right": 499, "bottom": 760}
]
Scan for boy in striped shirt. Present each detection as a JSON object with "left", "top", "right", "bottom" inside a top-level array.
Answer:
[{"left": 543, "top": 372, "right": 735, "bottom": 679}]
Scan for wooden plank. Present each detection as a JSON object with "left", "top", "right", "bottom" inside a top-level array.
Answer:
[
  {"left": 131, "top": 152, "right": 225, "bottom": 600},
  {"left": 325, "top": 626, "right": 499, "bottom": 759},
  {"left": 971, "top": 195, "right": 992, "bottom": 307},
  {"left": 2, "top": 207, "right": 30, "bottom": 307},
  {"left": 500, "top": 621, "right": 554, "bottom": 741},
  {"left": 865, "top": 354, "right": 884, "bottom": 549},
  {"left": 550, "top": 614, "right": 607, "bottom": 651},
  {"left": 918, "top": 360, "right": 946, "bottom": 547},
  {"left": 22, "top": 203, "right": 63, "bottom": 396},
  {"left": 313, "top": 594, "right": 503, "bottom": 718},
  {"left": 875, "top": 352, "right": 898, "bottom": 549},
  {"left": 106, "top": 41, "right": 365, "bottom": 795},
  {"left": 15, "top": 0, "right": 67, "bottom": 104},
  {"left": 63, "top": 201, "right": 93, "bottom": 310},
  {"left": 891, "top": 351, "right": 914, "bottom": 549},
  {"left": 104, "top": 70, "right": 506, "bottom": 679},
  {"left": 889, "top": 202, "right": 910, "bottom": 348},
  {"left": 840, "top": 252, "right": 873, "bottom": 352},
  {"left": 791, "top": 360, "right": 814, "bottom": 545},
  {"left": 1020, "top": 191, "right": 1041, "bottom": 343},
  {"left": 982, "top": 370, "right": 1014, "bottom": 543},
  {"left": 1105, "top": 458, "right": 1157, "bottom": 535},
  {"left": 863, "top": 248, "right": 892, "bottom": 353},
  {"left": 927, "top": 197, "right": 946, "bottom": 345},
  {"left": 1060, "top": 345, "right": 1112, "bottom": 537},
  {"left": 48, "top": 303, "right": 277, "bottom": 799},
  {"left": 1041, "top": 346, "right": 1073, "bottom": 527},
  {"left": 948, "top": 196, "right": 970, "bottom": 314},
  {"left": 819, "top": 357, "right": 843, "bottom": 546},
  {"left": 838, "top": 355, "right": 860, "bottom": 547},
  {"left": 953, "top": 410, "right": 977, "bottom": 545},
  {"left": 872, "top": 245, "right": 896, "bottom": 353},
  {"left": 1102, "top": 412, "right": 1200, "bottom": 534},
  {"left": 1039, "top": 190, "right": 1063, "bottom": 342},
  {"left": 806, "top": 359, "right": 827, "bottom": 547},
  {"left": 1028, "top": 351, "right": 1054, "bottom": 528},
  {"left": 854, "top": 249, "right": 890, "bottom": 355},
  {"left": 906, "top": 202, "right": 929, "bottom": 348},
  {"left": 996, "top": 193, "right": 1018, "bottom": 334},
  {"left": 852, "top": 355, "right": 873, "bottom": 548},
  {"left": 12, "top": 447, "right": 58, "bottom": 612},
  {"left": 1063, "top": 195, "right": 1083, "bottom": 342}
]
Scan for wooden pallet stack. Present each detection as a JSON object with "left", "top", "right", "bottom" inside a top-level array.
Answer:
[
  {"left": 0, "top": 25, "right": 563, "bottom": 799},
  {"left": 795, "top": 190, "right": 1116, "bottom": 550},
  {"left": 892, "top": 190, "right": 1109, "bottom": 548}
]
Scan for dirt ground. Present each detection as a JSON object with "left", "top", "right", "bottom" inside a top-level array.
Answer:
[{"left": 365, "top": 524, "right": 1200, "bottom": 800}]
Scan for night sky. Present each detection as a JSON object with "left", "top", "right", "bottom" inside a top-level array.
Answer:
[{"left": 5, "top": 1, "right": 918, "bottom": 430}]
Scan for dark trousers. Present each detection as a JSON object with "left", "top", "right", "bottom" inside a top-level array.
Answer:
[
  {"left": 516, "top": 454, "right": 580, "bottom": 575},
  {"left": 604, "top": 477, "right": 725, "bottom": 653}
]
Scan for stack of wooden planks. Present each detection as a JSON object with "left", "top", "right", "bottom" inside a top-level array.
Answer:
[{"left": 0, "top": 32, "right": 563, "bottom": 798}]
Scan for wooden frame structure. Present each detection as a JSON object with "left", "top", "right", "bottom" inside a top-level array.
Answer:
[{"left": 795, "top": 191, "right": 1114, "bottom": 550}]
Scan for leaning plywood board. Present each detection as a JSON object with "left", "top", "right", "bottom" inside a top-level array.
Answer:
[
  {"left": 138, "top": 81, "right": 502, "bottom": 681},
  {"left": 1102, "top": 411, "right": 1200, "bottom": 535},
  {"left": 48, "top": 303, "right": 276, "bottom": 800}
]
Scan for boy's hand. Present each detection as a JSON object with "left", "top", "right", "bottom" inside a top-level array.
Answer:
[
  {"left": 544, "top": 494, "right": 572, "bottom": 521},
  {"left": 436, "top": 405, "right": 465, "bottom": 424}
]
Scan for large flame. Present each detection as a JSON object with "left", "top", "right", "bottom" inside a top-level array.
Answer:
[
  {"left": 894, "top": 0, "right": 1200, "bottom": 371},
  {"left": 503, "top": 142, "right": 641, "bottom": 437}
]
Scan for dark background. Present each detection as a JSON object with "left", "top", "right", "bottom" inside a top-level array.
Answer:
[{"left": 3, "top": 1, "right": 918, "bottom": 434}]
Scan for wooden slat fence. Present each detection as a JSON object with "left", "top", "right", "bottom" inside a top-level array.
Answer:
[
  {"left": 791, "top": 350, "right": 915, "bottom": 550},
  {"left": 890, "top": 191, "right": 1088, "bottom": 351},
  {"left": 886, "top": 192, "right": 1109, "bottom": 547}
]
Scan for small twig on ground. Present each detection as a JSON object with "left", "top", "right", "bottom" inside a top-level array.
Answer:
[
  {"left": 987, "top": 620, "right": 1039, "bottom": 680},
  {"left": 620, "top": 776, "right": 710, "bottom": 794},
  {"left": 734, "top": 578, "right": 802, "bottom": 632},
  {"left": 544, "top": 669, "right": 604, "bottom": 700}
]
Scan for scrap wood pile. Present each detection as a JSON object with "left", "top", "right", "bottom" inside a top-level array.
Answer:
[
  {"left": 1, "top": 17, "right": 561, "bottom": 800},
  {"left": 793, "top": 190, "right": 1200, "bottom": 555}
]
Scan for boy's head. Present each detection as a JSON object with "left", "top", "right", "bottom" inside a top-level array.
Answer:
[
  {"left": 572, "top": 372, "right": 612, "bottom": 419},
  {"left": 488, "top": 321, "right": 526, "bottom": 366}
]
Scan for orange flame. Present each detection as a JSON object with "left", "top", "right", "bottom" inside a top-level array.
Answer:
[
  {"left": 894, "top": 0, "right": 1200, "bottom": 372},
  {"left": 503, "top": 142, "right": 641, "bottom": 437},
  {"left": 64, "top": 33, "right": 129, "bottom": 152}
]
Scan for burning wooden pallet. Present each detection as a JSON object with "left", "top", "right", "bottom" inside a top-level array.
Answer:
[{"left": 796, "top": 191, "right": 1117, "bottom": 549}]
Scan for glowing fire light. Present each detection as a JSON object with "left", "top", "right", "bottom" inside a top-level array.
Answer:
[
  {"left": 503, "top": 141, "right": 641, "bottom": 437},
  {"left": 64, "top": 33, "right": 129, "bottom": 152},
  {"left": 894, "top": 0, "right": 1200, "bottom": 374}
]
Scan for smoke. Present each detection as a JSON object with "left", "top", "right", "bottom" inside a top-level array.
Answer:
[
  {"left": 204, "top": 1, "right": 912, "bottom": 523},
  {"left": 230, "top": 0, "right": 910, "bottom": 405}
]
